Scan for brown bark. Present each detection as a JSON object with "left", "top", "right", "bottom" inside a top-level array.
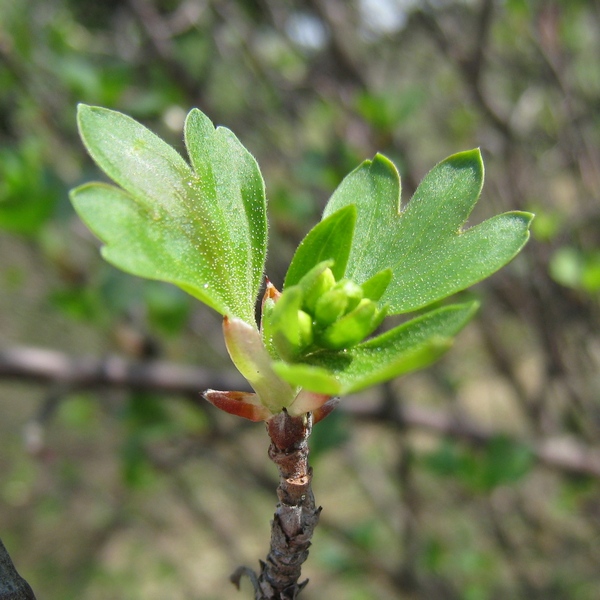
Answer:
[
  {"left": 0, "top": 539, "right": 36, "bottom": 600},
  {"left": 232, "top": 410, "right": 321, "bottom": 599}
]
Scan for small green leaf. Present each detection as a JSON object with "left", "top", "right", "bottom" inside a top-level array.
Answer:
[
  {"left": 334, "top": 301, "right": 478, "bottom": 393},
  {"left": 273, "top": 302, "right": 478, "bottom": 394},
  {"left": 284, "top": 204, "right": 356, "bottom": 288},
  {"left": 323, "top": 150, "right": 533, "bottom": 313},
  {"left": 360, "top": 269, "right": 392, "bottom": 302},
  {"left": 70, "top": 105, "right": 267, "bottom": 325},
  {"left": 223, "top": 317, "right": 296, "bottom": 412},
  {"left": 267, "top": 285, "right": 306, "bottom": 360},
  {"left": 272, "top": 363, "right": 342, "bottom": 395}
]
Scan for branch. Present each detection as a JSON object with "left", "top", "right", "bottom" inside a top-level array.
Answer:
[
  {"left": 0, "top": 538, "right": 36, "bottom": 600},
  {"left": 304, "top": 0, "right": 368, "bottom": 89},
  {"left": 352, "top": 400, "right": 600, "bottom": 480},
  {"left": 233, "top": 411, "right": 320, "bottom": 599},
  {"left": 2, "top": 346, "right": 600, "bottom": 479},
  {"left": 412, "top": 3, "right": 513, "bottom": 139},
  {"left": 0, "top": 345, "right": 241, "bottom": 395}
]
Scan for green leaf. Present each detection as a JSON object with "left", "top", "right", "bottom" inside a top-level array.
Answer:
[
  {"left": 284, "top": 204, "right": 356, "bottom": 288},
  {"left": 273, "top": 363, "right": 342, "bottom": 396},
  {"left": 360, "top": 269, "right": 393, "bottom": 301},
  {"left": 223, "top": 316, "right": 296, "bottom": 412},
  {"left": 273, "top": 301, "right": 478, "bottom": 394},
  {"left": 70, "top": 105, "right": 267, "bottom": 325},
  {"left": 322, "top": 150, "right": 533, "bottom": 313},
  {"left": 267, "top": 285, "right": 306, "bottom": 360}
]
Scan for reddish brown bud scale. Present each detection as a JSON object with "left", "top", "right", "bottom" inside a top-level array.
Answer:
[
  {"left": 203, "top": 390, "right": 272, "bottom": 422},
  {"left": 262, "top": 278, "right": 282, "bottom": 304},
  {"left": 312, "top": 396, "right": 340, "bottom": 424}
]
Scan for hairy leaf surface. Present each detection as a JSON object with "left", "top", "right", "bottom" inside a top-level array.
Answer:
[
  {"left": 70, "top": 105, "right": 267, "bottom": 325},
  {"left": 284, "top": 205, "right": 356, "bottom": 288},
  {"left": 323, "top": 151, "right": 532, "bottom": 314}
]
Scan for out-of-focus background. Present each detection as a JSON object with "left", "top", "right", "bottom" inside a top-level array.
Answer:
[{"left": 1, "top": 1, "right": 599, "bottom": 598}]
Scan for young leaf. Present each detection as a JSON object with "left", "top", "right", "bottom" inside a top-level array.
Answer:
[
  {"left": 267, "top": 286, "right": 307, "bottom": 360},
  {"left": 273, "top": 301, "right": 478, "bottom": 395},
  {"left": 360, "top": 269, "right": 393, "bottom": 301},
  {"left": 70, "top": 105, "right": 267, "bottom": 325},
  {"left": 284, "top": 204, "right": 356, "bottom": 288},
  {"left": 223, "top": 316, "right": 297, "bottom": 413},
  {"left": 322, "top": 151, "right": 533, "bottom": 314}
]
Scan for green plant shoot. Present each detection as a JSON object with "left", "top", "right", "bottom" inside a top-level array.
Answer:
[{"left": 70, "top": 105, "right": 533, "bottom": 423}]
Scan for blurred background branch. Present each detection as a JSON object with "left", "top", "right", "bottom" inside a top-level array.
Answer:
[{"left": 2, "top": 346, "right": 599, "bottom": 479}]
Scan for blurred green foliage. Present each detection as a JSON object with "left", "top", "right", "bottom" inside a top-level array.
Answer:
[{"left": 425, "top": 436, "right": 534, "bottom": 493}]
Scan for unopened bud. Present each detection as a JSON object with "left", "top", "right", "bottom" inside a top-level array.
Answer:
[
  {"left": 320, "top": 299, "right": 386, "bottom": 350},
  {"left": 332, "top": 279, "right": 363, "bottom": 312},
  {"left": 314, "top": 288, "right": 349, "bottom": 326},
  {"left": 303, "top": 267, "right": 336, "bottom": 313},
  {"left": 297, "top": 309, "right": 314, "bottom": 348}
]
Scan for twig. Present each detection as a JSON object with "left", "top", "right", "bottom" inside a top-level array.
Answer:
[
  {"left": 0, "top": 538, "right": 36, "bottom": 600},
  {"left": 233, "top": 410, "right": 320, "bottom": 599},
  {"left": 412, "top": 4, "right": 513, "bottom": 140},
  {"left": 0, "top": 345, "right": 241, "bottom": 395},
  {"left": 2, "top": 346, "right": 600, "bottom": 479},
  {"left": 127, "top": 0, "right": 206, "bottom": 104}
]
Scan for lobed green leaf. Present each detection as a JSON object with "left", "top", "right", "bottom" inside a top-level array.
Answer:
[
  {"left": 323, "top": 150, "right": 533, "bottom": 314},
  {"left": 70, "top": 105, "right": 267, "bottom": 325}
]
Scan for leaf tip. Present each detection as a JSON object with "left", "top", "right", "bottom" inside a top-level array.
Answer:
[
  {"left": 514, "top": 210, "right": 536, "bottom": 228},
  {"left": 76, "top": 103, "right": 101, "bottom": 124},
  {"left": 371, "top": 152, "right": 398, "bottom": 171},
  {"left": 445, "top": 147, "right": 484, "bottom": 173}
]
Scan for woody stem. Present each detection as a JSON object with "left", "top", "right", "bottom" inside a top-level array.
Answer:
[{"left": 231, "top": 410, "right": 320, "bottom": 599}]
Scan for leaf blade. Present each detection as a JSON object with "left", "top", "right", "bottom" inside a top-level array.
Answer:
[
  {"left": 73, "top": 104, "right": 267, "bottom": 325},
  {"left": 323, "top": 153, "right": 401, "bottom": 286},
  {"left": 274, "top": 302, "right": 479, "bottom": 395},
  {"left": 284, "top": 204, "right": 356, "bottom": 288},
  {"left": 322, "top": 149, "right": 533, "bottom": 314},
  {"left": 336, "top": 301, "right": 478, "bottom": 393},
  {"left": 184, "top": 109, "right": 268, "bottom": 313},
  {"left": 70, "top": 183, "right": 230, "bottom": 314}
]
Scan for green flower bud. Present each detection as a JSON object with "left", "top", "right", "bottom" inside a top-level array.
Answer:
[
  {"left": 297, "top": 309, "right": 314, "bottom": 348},
  {"left": 332, "top": 279, "right": 363, "bottom": 312},
  {"left": 303, "top": 267, "right": 336, "bottom": 314},
  {"left": 267, "top": 286, "right": 305, "bottom": 361},
  {"left": 319, "top": 299, "right": 387, "bottom": 350},
  {"left": 266, "top": 265, "right": 390, "bottom": 358},
  {"left": 314, "top": 287, "right": 349, "bottom": 326}
]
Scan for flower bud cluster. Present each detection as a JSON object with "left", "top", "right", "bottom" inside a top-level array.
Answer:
[{"left": 262, "top": 263, "right": 390, "bottom": 361}]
